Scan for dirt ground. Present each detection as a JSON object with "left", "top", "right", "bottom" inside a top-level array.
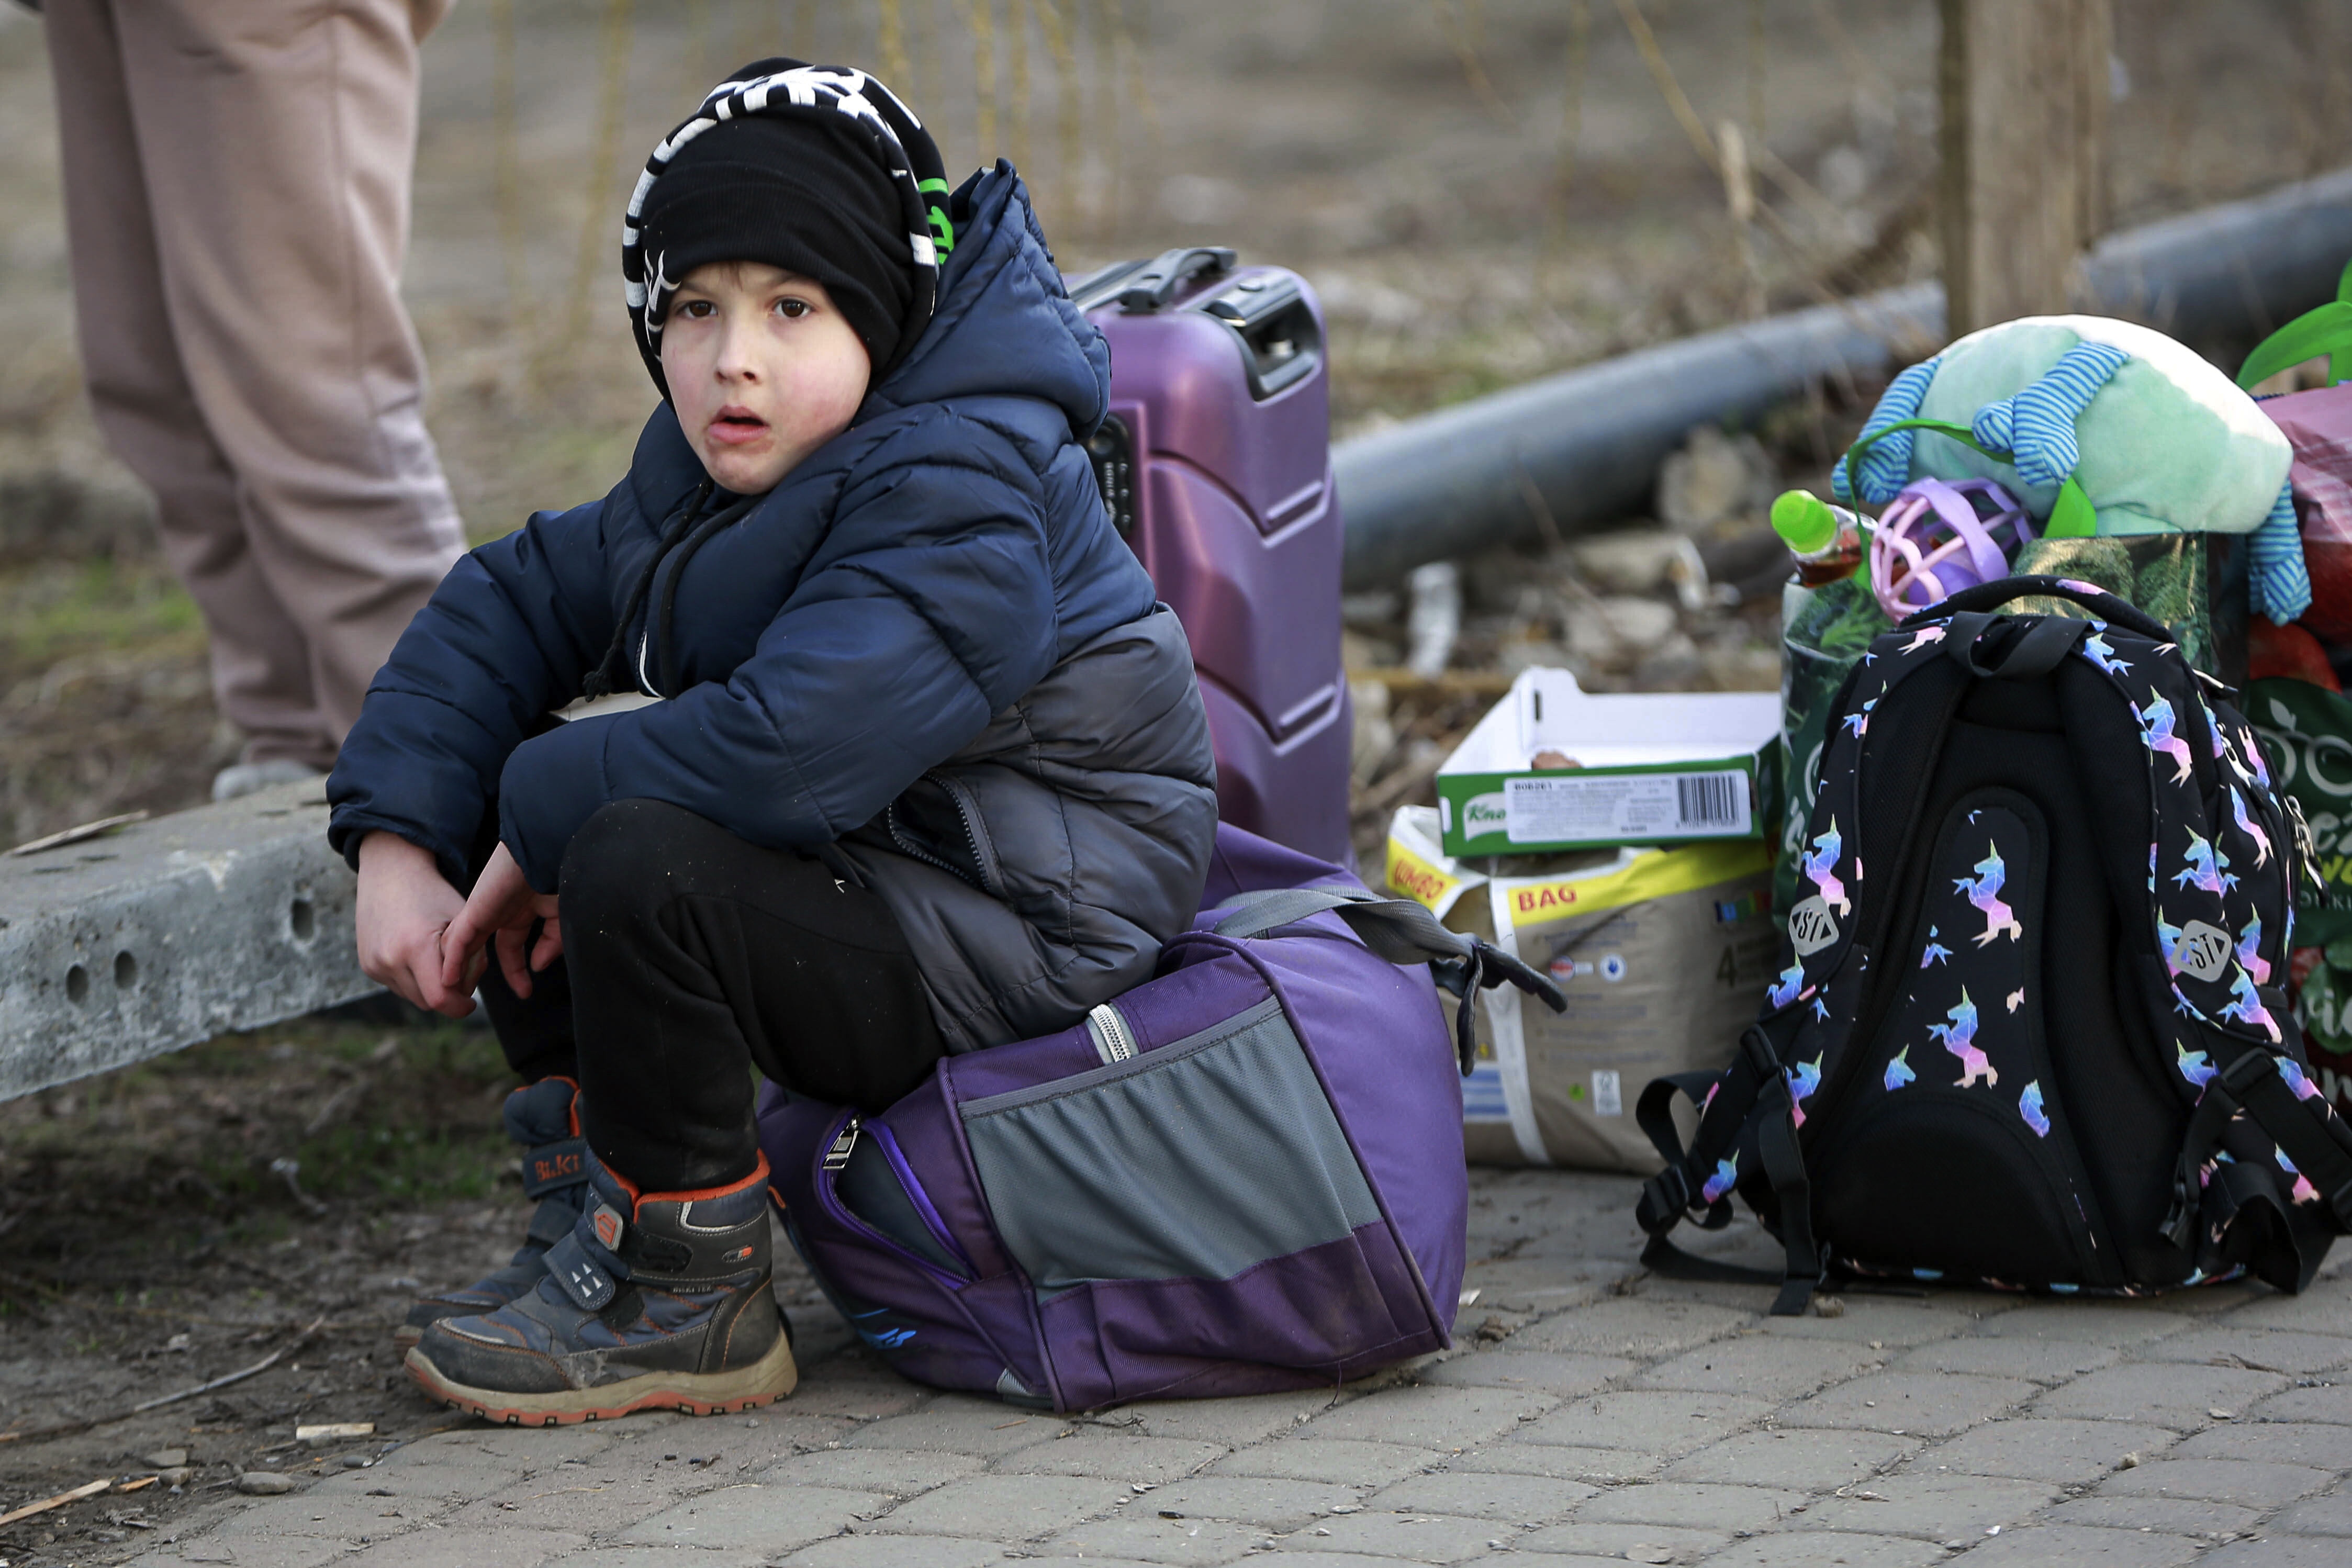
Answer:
[
  {"left": 0, "top": 1011, "right": 833, "bottom": 1560},
  {"left": 0, "top": 0, "right": 2345, "bottom": 1554}
]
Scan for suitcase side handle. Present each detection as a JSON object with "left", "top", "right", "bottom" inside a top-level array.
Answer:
[{"left": 1116, "top": 247, "right": 1238, "bottom": 313}]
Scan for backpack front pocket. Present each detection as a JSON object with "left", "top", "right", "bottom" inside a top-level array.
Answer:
[{"left": 1815, "top": 1087, "right": 2117, "bottom": 1289}]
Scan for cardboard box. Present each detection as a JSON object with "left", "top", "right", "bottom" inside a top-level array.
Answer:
[
  {"left": 1386, "top": 807, "right": 1779, "bottom": 1173},
  {"left": 1434, "top": 668, "right": 1782, "bottom": 859}
]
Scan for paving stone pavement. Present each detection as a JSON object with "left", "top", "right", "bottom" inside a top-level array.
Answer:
[{"left": 124, "top": 1169, "right": 2352, "bottom": 1567}]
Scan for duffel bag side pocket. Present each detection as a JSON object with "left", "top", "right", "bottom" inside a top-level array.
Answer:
[{"left": 952, "top": 969, "right": 1423, "bottom": 1406}]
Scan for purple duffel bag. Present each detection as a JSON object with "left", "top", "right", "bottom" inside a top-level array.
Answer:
[{"left": 756, "top": 823, "right": 1563, "bottom": 1410}]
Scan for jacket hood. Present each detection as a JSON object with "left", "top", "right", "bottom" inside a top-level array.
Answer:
[{"left": 861, "top": 163, "right": 1110, "bottom": 439}]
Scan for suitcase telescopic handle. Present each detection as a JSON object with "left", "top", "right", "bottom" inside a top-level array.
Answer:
[{"left": 1117, "top": 247, "right": 1238, "bottom": 313}]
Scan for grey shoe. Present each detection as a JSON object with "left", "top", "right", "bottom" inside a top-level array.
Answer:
[
  {"left": 395, "top": 1078, "right": 591, "bottom": 1349},
  {"left": 211, "top": 759, "right": 323, "bottom": 801},
  {"left": 406, "top": 1151, "right": 796, "bottom": 1425}
]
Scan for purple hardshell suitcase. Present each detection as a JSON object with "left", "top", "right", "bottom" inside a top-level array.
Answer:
[
  {"left": 1067, "top": 248, "right": 1353, "bottom": 865},
  {"left": 755, "top": 823, "right": 1566, "bottom": 1409}
]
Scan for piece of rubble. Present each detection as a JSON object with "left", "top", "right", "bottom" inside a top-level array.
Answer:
[
  {"left": 1349, "top": 679, "right": 1397, "bottom": 786},
  {"left": 1405, "top": 562, "right": 1463, "bottom": 678},
  {"left": 1569, "top": 528, "right": 1685, "bottom": 596},
  {"left": 1597, "top": 596, "right": 1679, "bottom": 653},
  {"left": 1659, "top": 424, "right": 1777, "bottom": 538}
]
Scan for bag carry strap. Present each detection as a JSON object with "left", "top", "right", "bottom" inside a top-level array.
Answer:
[
  {"left": 1938, "top": 611, "right": 2089, "bottom": 681},
  {"left": 1211, "top": 888, "right": 1568, "bottom": 1074},
  {"left": 1631, "top": 1031, "right": 1821, "bottom": 1316},
  {"left": 2164, "top": 1038, "right": 2352, "bottom": 1251},
  {"left": 1914, "top": 574, "right": 2174, "bottom": 642}
]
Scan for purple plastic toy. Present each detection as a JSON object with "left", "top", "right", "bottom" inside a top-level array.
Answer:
[
  {"left": 757, "top": 822, "right": 1465, "bottom": 1409},
  {"left": 1868, "top": 476, "right": 2034, "bottom": 620},
  {"left": 1068, "top": 249, "right": 1352, "bottom": 864}
]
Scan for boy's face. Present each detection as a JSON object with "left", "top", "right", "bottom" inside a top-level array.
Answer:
[{"left": 660, "top": 261, "right": 872, "bottom": 494}]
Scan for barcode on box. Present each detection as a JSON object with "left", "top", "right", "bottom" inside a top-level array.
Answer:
[
  {"left": 1502, "top": 767, "right": 1752, "bottom": 843},
  {"left": 1676, "top": 772, "right": 1743, "bottom": 828}
]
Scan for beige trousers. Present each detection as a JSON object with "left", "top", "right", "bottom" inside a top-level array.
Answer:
[{"left": 46, "top": 0, "right": 467, "bottom": 770}]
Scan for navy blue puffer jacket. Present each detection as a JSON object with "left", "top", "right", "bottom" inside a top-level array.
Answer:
[{"left": 328, "top": 166, "right": 1218, "bottom": 1050}]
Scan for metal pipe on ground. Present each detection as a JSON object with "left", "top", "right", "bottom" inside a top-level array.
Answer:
[{"left": 1336, "top": 166, "right": 2352, "bottom": 590}]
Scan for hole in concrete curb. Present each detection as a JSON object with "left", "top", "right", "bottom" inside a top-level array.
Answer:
[
  {"left": 289, "top": 897, "right": 316, "bottom": 943},
  {"left": 114, "top": 950, "right": 137, "bottom": 989},
  {"left": 66, "top": 964, "right": 88, "bottom": 1003}
]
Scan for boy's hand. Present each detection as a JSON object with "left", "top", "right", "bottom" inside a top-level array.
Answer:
[
  {"left": 444, "top": 842, "right": 563, "bottom": 1001},
  {"left": 355, "top": 832, "right": 480, "bottom": 1018}
]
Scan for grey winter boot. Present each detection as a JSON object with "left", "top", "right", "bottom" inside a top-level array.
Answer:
[
  {"left": 395, "top": 1077, "right": 589, "bottom": 1349},
  {"left": 405, "top": 1150, "right": 797, "bottom": 1425}
]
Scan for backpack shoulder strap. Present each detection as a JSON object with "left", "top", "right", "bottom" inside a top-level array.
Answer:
[{"left": 1632, "top": 1027, "right": 1823, "bottom": 1316}]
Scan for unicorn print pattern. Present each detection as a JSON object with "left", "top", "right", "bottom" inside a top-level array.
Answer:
[
  {"left": 1702, "top": 1155, "right": 1740, "bottom": 1204},
  {"left": 2176, "top": 1044, "right": 2216, "bottom": 1089},
  {"left": 2235, "top": 914, "right": 2270, "bottom": 987},
  {"left": 1802, "top": 821, "right": 1852, "bottom": 916},
  {"left": 2019, "top": 1080, "right": 2051, "bottom": 1137},
  {"left": 1920, "top": 927, "right": 1952, "bottom": 968},
  {"left": 2080, "top": 630, "right": 2132, "bottom": 677},
  {"left": 1901, "top": 625, "right": 1948, "bottom": 654},
  {"left": 1928, "top": 989, "right": 1998, "bottom": 1088},
  {"left": 1954, "top": 844, "right": 2023, "bottom": 946},
  {"left": 2134, "top": 695, "right": 2197, "bottom": 784},
  {"left": 2224, "top": 965, "right": 2282, "bottom": 1043},
  {"left": 2281, "top": 1057, "right": 2323, "bottom": 1102},
  {"left": 1788, "top": 1056, "right": 1822, "bottom": 1129},
  {"left": 1883, "top": 1046, "right": 1916, "bottom": 1091},
  {"left": 2157, "top": 912, "right": 2190, "bottom": 977},
  {"left": 2277, "top": 1147, "right": 2323, "bottom": 1206},
  {"left": 2171, "top": 830, "right": 2235, "bottom": 897},
  {"left": 2230, "top": 787, "right": 2272, "bottom": 869}
]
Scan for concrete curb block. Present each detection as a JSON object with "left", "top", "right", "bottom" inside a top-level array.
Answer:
[{"left": 0, "top": 778, "right": 375, "bottom": 1099}]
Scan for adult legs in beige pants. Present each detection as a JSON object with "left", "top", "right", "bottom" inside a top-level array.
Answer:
[{"left": 45, "top": 0, "right": 468, "bottom": 776}]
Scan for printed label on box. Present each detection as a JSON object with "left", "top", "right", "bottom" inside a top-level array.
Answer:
[
  {"left": 1503, "top": 769, "right": 1750, "bottom": 843},
  {"left": 1591, "top": 1069, "right": 1622, "bottom": 1117}
]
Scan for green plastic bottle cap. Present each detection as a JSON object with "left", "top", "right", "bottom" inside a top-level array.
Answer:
[{"left": 1771, "top": 489, "right": 1838, "bottom": 555}]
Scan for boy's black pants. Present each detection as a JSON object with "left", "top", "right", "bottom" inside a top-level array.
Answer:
[{"left": 479, "top": 798, "right": 945, "bottom": 1192}]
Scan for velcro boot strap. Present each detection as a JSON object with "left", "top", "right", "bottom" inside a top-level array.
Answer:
[
  {"left": 544, "top": 1229, "right": 618, "bottom": 1311},
  {"left": 523, "top": 1193, "right": 580, "bottom": 1249}
]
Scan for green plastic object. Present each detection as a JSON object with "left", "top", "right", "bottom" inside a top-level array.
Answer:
[
  {"left": 1841, "top": 416, "right": 2103, "bottom": 541},
  {"left": 1771, "top": 489, "right": 1840, "bottom": 555},
  {"left": 2238, "top": 257, "right": 2352, "bottom": 392}
]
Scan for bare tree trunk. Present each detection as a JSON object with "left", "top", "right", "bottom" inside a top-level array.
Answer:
[{"left": 1939, "top": 0, "right": 2112, "bottom": 336}]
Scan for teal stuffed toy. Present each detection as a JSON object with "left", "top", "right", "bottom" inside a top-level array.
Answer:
[{"left": 1834, "top": 315, "right": 2308, "bottom": 623}]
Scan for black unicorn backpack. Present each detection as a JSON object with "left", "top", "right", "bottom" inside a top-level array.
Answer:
[{"left": 1635, "top": 577, "right": 2352, "bottom": 1313}]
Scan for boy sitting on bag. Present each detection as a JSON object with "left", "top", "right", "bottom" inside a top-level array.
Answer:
[{"left": 326, "top": 61, "right": 1217, "bottom": 1425}]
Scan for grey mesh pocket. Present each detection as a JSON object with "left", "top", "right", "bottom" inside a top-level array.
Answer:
[{"left": 958, "top": 996, "right": 1384, "bottom": 1293}]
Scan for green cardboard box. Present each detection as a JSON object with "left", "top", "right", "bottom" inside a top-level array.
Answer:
[{"left": 1435, "top": 668, "right": 1783, "bottom": 859}]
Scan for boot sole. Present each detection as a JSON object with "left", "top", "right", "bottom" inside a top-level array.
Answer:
[{"left": 404, "top": 1328, "right": 799, "bottom": 1426}]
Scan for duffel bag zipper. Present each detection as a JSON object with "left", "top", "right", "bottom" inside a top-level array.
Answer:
[
  {"left": 822, "top": 1117, "right": 860, "bottom": 1172},
  {"left": 1085, "top": 1003, "right": 1137, "bottom": 1065}
]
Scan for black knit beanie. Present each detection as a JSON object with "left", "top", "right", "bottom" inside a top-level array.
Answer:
[{"left": 622, "top": 60, "right": 953, "bottom": 400}]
